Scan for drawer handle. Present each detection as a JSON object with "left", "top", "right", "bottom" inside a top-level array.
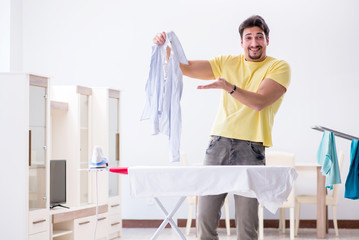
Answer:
[
  {"left": 111, "top": 204, "right": 120, "bottom": 208},
  {"left": 79, "top": 221, "right": 90, "bottom": 225},
  {"left": 111, "top": 222, "right": 120, "bottom": 226},
  {"left": 98, "top": 217, "right": 106, "bottom": 221},
  {"left": 32, "top": 219, "right": 46, "bottom": 224}
]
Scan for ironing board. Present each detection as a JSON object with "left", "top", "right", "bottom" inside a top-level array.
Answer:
[{"left": 110, "top": 165, "right": 297, "bottom": 240}]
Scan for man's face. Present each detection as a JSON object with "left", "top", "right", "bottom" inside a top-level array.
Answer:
[{"left": 241, "top": 26, "right": 269, "bottom": 62}]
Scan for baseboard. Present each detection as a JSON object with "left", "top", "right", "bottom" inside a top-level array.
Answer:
[
  {"left": 123, "top": 220, "right": 171, "bottom": 228},
  {"left": 123, "top": 219, "right": 359, "bottom": 229}
]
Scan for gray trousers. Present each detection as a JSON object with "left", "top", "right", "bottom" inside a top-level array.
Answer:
[{"left": 198, "top": 136, "right": 266, "bottom": 240}]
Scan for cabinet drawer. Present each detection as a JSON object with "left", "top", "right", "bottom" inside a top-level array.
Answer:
[
  {"left": 108, "top": 197, "right": 121, "bottom": 215},
  {"left": 28, "top": 211, "right": 49, "bottom": 235},
  {"left": 95, "top": 213, "right": 109, "bottom": 238},
  {"left": 74, "top": 214, "right": 108, "bottom": 239},
  {"left": 74, "top": 216, "right": 94, "bottom": 239},
  {"left": 109, "top": 231, "right": 121, "bottom": 240},
  {"left": 108, "top": 215, "right": 122, "bottom": 234},
  {"left": 29, "top": 231, "right": 49, "bottom": 240}
]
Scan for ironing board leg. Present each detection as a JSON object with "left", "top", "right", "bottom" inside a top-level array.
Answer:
[{"left": 151, "top": 197, "right": 187, "bottom": 240}]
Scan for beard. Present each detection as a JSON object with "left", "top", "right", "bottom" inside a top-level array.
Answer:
[
  {"left": 248, "top": 53, "right": 262, "bottom": 60},
  {"left": 246, "top": 45, "right": 265, "bottom": 60},
  {"left": 248, "top": 48, "right": 263, "bottom": 60}
]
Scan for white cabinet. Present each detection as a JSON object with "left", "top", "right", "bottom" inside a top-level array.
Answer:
[
  {"left": 0, "top": 73, "right": 50, "bottom": 239},
  {"left": 28, "top": 209, "right": 50, "bottom": 234},
  {"left": 28, "top": 75, "right": 51, "bottom": 239},
  {"left": 50, "top": 86, "right": 121, "bottom": 239},
  {"left": 108, "top": 91, "right": 121, "bottom": 198},
  {"left": 74, "top": 215, "right": 94, "bottom": 239},
  {"left": 108, "top": 197, "right": 122, "bottom": 240},
  {"left": 92, "top": 88, "right": 122, "bottom": 238},
  {"left": 95, "top": 213, "right": 110, "bottom": 239},
  {"left": 51, "top": 85, "right": 92, "bottom": 207},
  {"left": 74, "top": 213, "right": 108, "bottom": 240},
  {"left": 29, "top": 79, "right": 48, "bottom": 210},
  {"left": 28, "top": 209, "right": 50, "bottom": 239},
  {"left": 29, "top": 231, "right": 49, "bottom": 240},
  {"left": 49, "top": 86, "right": 122, "bottom": 239},
  {"left": 51, "top": 204, "right": 109, "bottom": 240},
  {"left": 1, "top": 76, "right": 122, "bottom": 239}
]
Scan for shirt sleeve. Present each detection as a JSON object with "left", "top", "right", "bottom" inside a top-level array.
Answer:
[
  {"left": 208, "top": 55, "right": 230, "bottom": 79},
  {"left": 266, "top": 60, "right": 291, "bottom": 90}
]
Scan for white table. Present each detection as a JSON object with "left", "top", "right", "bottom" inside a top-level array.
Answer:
[
  {"left": 295, "top": 163, "right": 327, "bottom": 239},
  {"left": 112, "top": 165, "right": 297, "bottom": 240}
]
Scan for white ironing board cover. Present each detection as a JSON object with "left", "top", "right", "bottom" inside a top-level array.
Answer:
[{"left": 128, "top": 165, "right": 297, "bottom": 213}]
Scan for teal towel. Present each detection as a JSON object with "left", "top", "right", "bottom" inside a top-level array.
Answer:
[
  {"left": 344, "top": 139, "right": 359, "bottom": 200},
  {"left": 317, "top": 131, "right": 341, "bottom": 190}
]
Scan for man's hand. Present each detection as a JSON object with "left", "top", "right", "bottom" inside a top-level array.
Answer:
[
  {"left": 197, "top": 77, "right": 286, "bottom": 111},
  {"left": 153, "top": 32, "right": 166, "bottom": 45},
  {"left": 197, "top": 78, "right": 234, "bottom": 92},
  {"left": 153, "top": 32, "right": 171, "bottom": 60},
  {"left": 152, "top": 32, "right": 215, "bottom": 80}
]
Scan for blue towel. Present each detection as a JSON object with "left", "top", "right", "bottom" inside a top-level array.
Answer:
[
  {"left": 317, "top": 131, "right": 341, "bottom": 190},
  {"left": 344, "top": 139, "right": 359, "bottom": 200}
]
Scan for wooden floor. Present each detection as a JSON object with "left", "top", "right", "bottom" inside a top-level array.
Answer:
[{"left": 122, "top": 227, "right": 359, "bottom": 239}]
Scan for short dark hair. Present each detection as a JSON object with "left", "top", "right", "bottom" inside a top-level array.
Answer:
[{"left": 238, "top": 15, "right": 270, "bottom": 39}]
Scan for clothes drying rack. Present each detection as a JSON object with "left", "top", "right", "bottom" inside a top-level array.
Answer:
[
  {"left": 311, "top": 125, "right": 359, "bottom": 238},
  {"left": 312, "top": 125, "right": 359, "bottom": 141}
]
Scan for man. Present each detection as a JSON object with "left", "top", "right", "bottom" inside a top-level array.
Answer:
[{"left": 153, "top": 15, "right": 290, "bottom": 240}]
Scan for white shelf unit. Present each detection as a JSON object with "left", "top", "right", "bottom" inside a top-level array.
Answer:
[
  {"left": 50, "top": 85, "right": 93, "bottom": 208},
  {"left": 50, "top": 85, "right": 122, "bottom": 239},
  {"left": 29, "top": 75, "right": 51, "bottom": 240},
  {"left": 51, "top": 204, "right": 108, "bottom": 240},
  {"left": 0, "top": 73, "right": 51, "bottom": 240},
  {"left": 92, "top": 88, "right": 122, "bottom": 239},
  {"left": 52, "top": 229, "right": 73, "bottom": 238}
]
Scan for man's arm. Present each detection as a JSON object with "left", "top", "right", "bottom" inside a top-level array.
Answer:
[
  {"left": 197, "top": 77, "right": 286, "bottom": 111},
  {"left": 180, "top": 60, "right": 215, "bottom": 80},
  {"left": 154, "top": 32, "right": 215, "bottom": 80}
]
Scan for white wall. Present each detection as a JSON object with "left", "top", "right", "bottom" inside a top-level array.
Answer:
[
  {"left": 0, "top": 0, "right": 23, "bottom": 72},
  {"left": 21, "top": 0, "right": 359, "bottom": 220},
  {"left": 10, "top": 0, "right": 23, "bottom": 72},
  {"left": 0, "top": 0, "right": 10, "bottom": 71}
]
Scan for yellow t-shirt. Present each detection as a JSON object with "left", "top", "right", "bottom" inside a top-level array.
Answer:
[{"left": 208, "top": 54, "right": 291, "bottom": 147}]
